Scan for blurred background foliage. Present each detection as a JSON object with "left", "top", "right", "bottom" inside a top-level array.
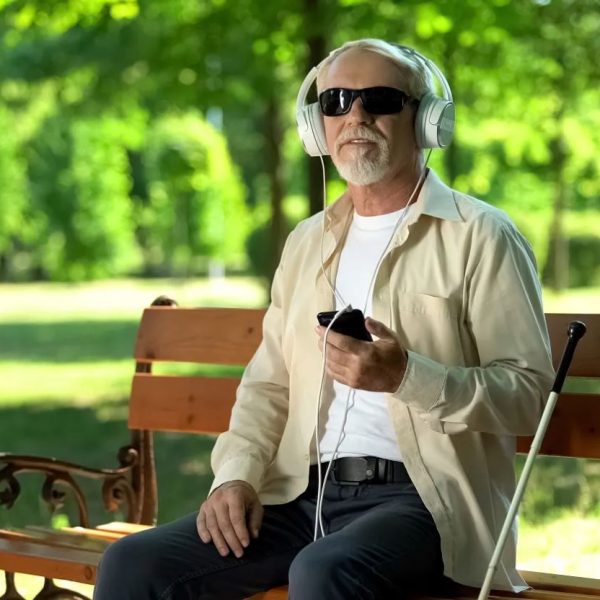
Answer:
[
  {"left": 1, "top": 4, "right": 600, "bottom": 591},
  {"left": 0, "top": 0, "right": 598, "bottom": 286}
]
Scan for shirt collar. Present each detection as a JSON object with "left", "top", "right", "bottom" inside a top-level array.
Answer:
[
  {"left": 413, "top": 169, "right": 463, "bottom": 223},
  {"left": 324, "top": 168, "right": 463, "bottom": 233}
]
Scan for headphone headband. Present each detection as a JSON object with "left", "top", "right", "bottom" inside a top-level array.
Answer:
[
  {"left": 392, "top": 44, "right": 453, "bottom": 103},
  {"left": 295, "top": 41, "right": 455, "bottom": 156}
]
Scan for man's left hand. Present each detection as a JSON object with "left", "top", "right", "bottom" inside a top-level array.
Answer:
[{"left": 316, "top": 317, "right": 408, "bottom": 392}]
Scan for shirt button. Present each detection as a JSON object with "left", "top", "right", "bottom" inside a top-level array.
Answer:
[{"left": 304, "top": 454, "right": 310, "bottom": 461}]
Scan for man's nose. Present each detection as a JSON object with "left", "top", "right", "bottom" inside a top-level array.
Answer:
[{"left": 346, "top": 96, "right": 373, "bottom": 125}]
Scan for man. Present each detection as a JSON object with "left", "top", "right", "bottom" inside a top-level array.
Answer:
[{"left": 94, "top": 39, "right": 554, "bottom": 599}]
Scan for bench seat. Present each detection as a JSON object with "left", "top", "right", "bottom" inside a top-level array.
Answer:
[{"left": 2, "top": 524, "right": 600, "bottom": 598}]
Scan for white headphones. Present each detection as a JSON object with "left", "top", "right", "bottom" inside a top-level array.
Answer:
[{"left": 295, "top": 42, "right": 455, "bottom": 156}]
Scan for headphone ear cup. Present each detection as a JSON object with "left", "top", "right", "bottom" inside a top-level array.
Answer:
[
  {"left": 415, "top": 92, "right": 455, "bottom": 149},
  {"left": 296, "top": 102, "right": 329, "bottom": 157}
]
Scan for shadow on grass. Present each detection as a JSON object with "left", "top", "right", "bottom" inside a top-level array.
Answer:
[
  {"left": 0, "top": 320, "right": 139, "bottom": 362},
  {"left": 0, "top": 399, "right": 215, "bottom": 529}
]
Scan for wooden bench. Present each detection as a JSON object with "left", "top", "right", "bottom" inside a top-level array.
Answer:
[{"left": 1, "top": 298, "right": 599, "bottom": 600}]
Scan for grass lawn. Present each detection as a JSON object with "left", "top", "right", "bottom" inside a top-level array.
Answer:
[{"left": 0, "top": 279, "right": 599, "bottom": 598}]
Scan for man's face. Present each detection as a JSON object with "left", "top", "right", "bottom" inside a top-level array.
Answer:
[{"left": 321, "top": 48, "right": 419, "bottom": 186}]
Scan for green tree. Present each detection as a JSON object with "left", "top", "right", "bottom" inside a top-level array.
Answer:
[
  {"left": 143, "top": 112, "right": 249, "bottom": 275},
  {"left": 0, "top": 104, "right": 27, "bottom": 278},
  {"left": 25, "top": 113, "right": 138, "bottom": 280}
]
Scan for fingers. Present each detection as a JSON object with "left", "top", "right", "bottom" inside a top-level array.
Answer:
[
  {"left": 197, "top": 505, "right": 211, "bottom": 543},
  {"left": 365, "top": 317, "right": 395, "bottom": 340},
  {"left": 200, "top": 502, "right": 231, "bottom": 556},
  {"left": 247, "top": 499, "right": 264, "bottom": 539},
  {"left": 209, "top": 509, "right": 235, "bottom": 557},
  {"left": 325, "top": 360, "right": 354, "bottom": 388},
  {"left": 197, "top": 483, "right": 261, "bottom": 559},
  {"left": 228, "top": 494, "right": 251, "bottom": 548},
  {"left": 316, "top": 325, "right": 363, "bottom": 352},
  {"left": 214, "top": 499, "right": 246, "bottom": 558}
]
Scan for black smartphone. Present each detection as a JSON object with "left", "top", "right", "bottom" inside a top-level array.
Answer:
[{"left": 317, "top": 309, "right": 372, "bottom": 341}]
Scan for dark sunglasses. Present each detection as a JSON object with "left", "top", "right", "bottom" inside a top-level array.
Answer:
[{"left": 318, "top": 87, "right": 409, "bottom": 117}]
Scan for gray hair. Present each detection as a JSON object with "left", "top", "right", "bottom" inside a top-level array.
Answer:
[{"left": 315, "top": 39, "right": 434, "bottom": 100}]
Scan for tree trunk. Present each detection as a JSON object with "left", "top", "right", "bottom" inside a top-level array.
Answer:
[
  {"left": 542, "top": 130, "right": 569, "bottom": 290},
  {"left": 265, "top": 94, "right": 285, "bottom": 279},
  {"left": 0, "top": 252, "right": 7, "bottom": 281},
  {"left": 305, "top": 0, "right": 327, "bottom": 216},
  {"left": 541, "top": 75, "right": 569, "bottom": 291}
]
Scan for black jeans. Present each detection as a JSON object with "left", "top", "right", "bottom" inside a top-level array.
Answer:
[{"left": 93, "top": 472, "right": 443, "bottom": 599}]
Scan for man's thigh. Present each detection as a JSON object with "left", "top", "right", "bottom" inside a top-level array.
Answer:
[
  {"left": 94, "top": 499, "right": 315, "bottom": 600},
  {"left": 289, "top": 482, "right": 443, "bottom": 599}
]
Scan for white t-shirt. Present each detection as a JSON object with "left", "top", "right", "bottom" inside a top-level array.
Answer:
[{"left": 319, "top": 207, "right": 409, "bottom": 462}]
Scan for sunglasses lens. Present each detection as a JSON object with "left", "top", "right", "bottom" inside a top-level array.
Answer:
[
  {"left": 319, "top": 89, "right": 354, "bottom": 116},
  {"left": 362, "top": 88, "right": 407, "bottom": 114},
  {"left": 318, "top": 87, "right": 407, "bottom": 116}
]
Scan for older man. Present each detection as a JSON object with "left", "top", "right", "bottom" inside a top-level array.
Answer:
[{"left": 94, "top": 39, "right": 554, "bottom": 600}]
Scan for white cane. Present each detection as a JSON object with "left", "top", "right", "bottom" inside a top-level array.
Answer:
[{"left": 478, "top": 320, "right": 587, "bottom": 600}]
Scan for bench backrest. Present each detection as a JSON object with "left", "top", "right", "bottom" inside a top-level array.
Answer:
[{"left": 129, "top": 306, "right": 600, "bottom": 459}]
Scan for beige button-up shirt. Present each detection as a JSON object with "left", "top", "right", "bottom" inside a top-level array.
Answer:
[{"left": 211, "top": 170, "right": 555, "bottom": 591}]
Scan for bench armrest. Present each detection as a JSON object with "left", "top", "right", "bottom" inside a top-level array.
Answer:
[{"left": 0, "top": 446, "right": 139, "bottom": 527}]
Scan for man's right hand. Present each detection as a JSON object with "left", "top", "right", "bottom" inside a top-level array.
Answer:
[{"left": 197, "top": 480, "right": 264, "bottom": 558}]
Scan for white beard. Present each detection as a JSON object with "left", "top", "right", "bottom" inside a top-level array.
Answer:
[{"left": 332, "top": 127, "right": 391, "bottom": 186}]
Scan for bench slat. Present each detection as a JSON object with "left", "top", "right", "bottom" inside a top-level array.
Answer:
[
  {"left": 132, "top": 310, "right": 600, "bottom": 377},
  {"left": 521, "top": 570, "right": 600, "bottom": 595},
  {"left": 134, "top": 307, "right": 264, "bottom": 365},
  {"left": 0, "top": 537, "right": 100, "bottom": 584},
  {"left": 517, "top": 393, "right": 600, "bottom": 459},
  {"left": 129, "top": 373, "right": 600, "bottom": 458},
  {"left": 96, "top": 522, "right": 153, "bottom": 535},
  {"left": 547, "top": 314, "right": 600, "bottom": 378},
  {"left": 249, "top": 584, "right": 600, "bottom": 600},
  {"left": 128, "top": 373, "right": 238, "bottom": 433}
]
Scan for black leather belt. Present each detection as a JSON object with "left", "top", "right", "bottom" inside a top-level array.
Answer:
[{"left": 311, "top": 456, "right": 411, "bottom": 485}]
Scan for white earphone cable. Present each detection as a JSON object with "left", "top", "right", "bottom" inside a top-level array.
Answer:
[
  {"left": 318, "top": 154, "right": 347, "bottom": 307},
  {"left": 312, "top": 152, "right": 433, "bottom": 540},
  {"left": 307, "top": 77, "right": 436, "bottom": 540}
]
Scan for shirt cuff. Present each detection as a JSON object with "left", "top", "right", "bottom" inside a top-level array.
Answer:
[
  {"left": 208, "top": 456, "right": 264, "bottom": 497},
  {"left": 393, "top": 349, "right": 447, "bottom": 413}
]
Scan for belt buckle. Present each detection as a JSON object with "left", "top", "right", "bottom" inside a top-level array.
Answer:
[{"left": 331, "top": 457, "right": 372, "bottom": 486}]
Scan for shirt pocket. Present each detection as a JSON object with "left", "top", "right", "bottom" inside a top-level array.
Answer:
[{"left": 392, "top": 292, "right": 465, "bottom": 365}]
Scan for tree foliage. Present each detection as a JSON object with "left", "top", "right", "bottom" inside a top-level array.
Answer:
[
  {"left": 143, "top": 112, "right": 248, "bottom": 274},
  {"left": 0, "top": 105, "right": 27, "bottom": 259},
  {"left": 0, "top": 0, "right": 598, "bottom": 285}
]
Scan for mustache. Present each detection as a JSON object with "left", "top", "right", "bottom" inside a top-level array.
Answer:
[{"left": 335, "top": 127, "right": 385, "bottom": 151}]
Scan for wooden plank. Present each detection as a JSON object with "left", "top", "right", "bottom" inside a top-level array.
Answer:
[
  {"left": 62, "top": 527, "right": 126, "bottom": 542},
  {"left": 546, "top": 314, "right": 600, "bottom": 378},
  {"left": 129, "top": 374, "right": 239, "bottom": 433},
  {"left": 96, "top": 521, "right": 153, "bottom": 535},
  {"left": 0, "top": 528, "right": 109, "bottom": 552},
  {"left": 134, "top": 307, "right": 265, "bottom": 365},
  {"left": 248, "top": 585, "right": 600, "bottom": 600},
  {"left": 0, "top": 537, "right": 100, "bottom": 584},
  {"left": 517, "top": 393, "right": 600, "bottom": 459},
  {"left": 249, "top": 588, "right": 289, "bottom": 600},
  {"left": 129, "top": 380, "right": 600, "bottom": 460},
  {"left": 132, "top": 374, "right": 600, "bottom": 457},
  {"left": 521, "top": 570, "right": 600, "bottom": 595},
  {"left": 132, "top": 309, "right": 599, "bottom": 374}
]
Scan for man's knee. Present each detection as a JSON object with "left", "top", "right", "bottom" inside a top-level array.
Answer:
[
  {"left": 288, "top": 542, "right": 359, "bottom": 598},
  {"left": 95, "top": 534, "right": 163, "bottom": 597}
]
